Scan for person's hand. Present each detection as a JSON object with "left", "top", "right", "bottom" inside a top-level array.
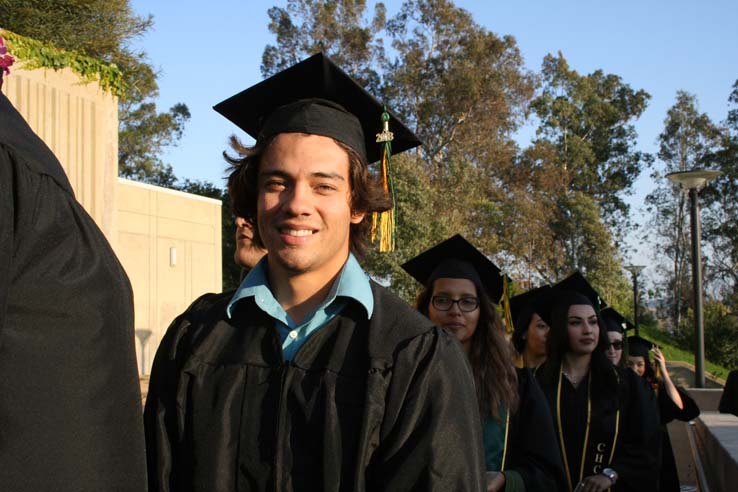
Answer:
[
  {"left": 652, "top": 346, "right": 667, "bottom": 373},
  {"left": 574, "top": 473, "right": 613, "bottom": 492},
  {"left": 486, "top": 471, "right": 506, "bottom": 492}
]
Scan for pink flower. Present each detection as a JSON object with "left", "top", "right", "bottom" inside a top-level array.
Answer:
[{"left": 0, "top": 36, "right": 15, "bottom": 76}]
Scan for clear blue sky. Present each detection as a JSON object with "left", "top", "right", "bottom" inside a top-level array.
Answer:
[{"left": 130, "top": 0, "right": 738, "bottom": 268}]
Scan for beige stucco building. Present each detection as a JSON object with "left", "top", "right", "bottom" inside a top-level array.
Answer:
[{"left": 4, "top": 48, "right": 222, "bottom": 375}]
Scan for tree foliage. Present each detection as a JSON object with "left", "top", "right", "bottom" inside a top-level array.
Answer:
[
  {"left": 258, "top": 0, "right": 651, "bottom": 304},
  {"left": 672, "top": 301, "right": 738, "bottom": 369},
  {"left": 495, "top": 52, "right": 652, "bottom": 305},
  {"left": 645, "top": 91, "right": 723, "bottom": 329},
  {"left": 529, "top": 53, "right": 652, "bottom": 227},
  {"left": 262, "top": 0, "right": 386, "bottom": 91},
  {"left": 1, "top": 0, "right": 190, "bottom": 184},
  {"left": 700, "top": 79, "right": 738, "bottom": 305}
]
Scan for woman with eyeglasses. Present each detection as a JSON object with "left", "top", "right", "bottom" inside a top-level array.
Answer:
[
  {"left": 535, "top": 281, "right": 661, "bottom": 492},
  {"left": 403, "top": 235, "right": 565, "bottom": 492},
  {"left": 627, "top": 337, "right": 700, "bottom": 492}
]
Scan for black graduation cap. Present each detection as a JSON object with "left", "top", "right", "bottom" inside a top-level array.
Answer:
[
  {"left": 627, "top": 335, "right": 654, "bottom": 357},
  {"left": 537, "top": 271, "right": 606, "bottom": 327},
  {"left": 600, "top": 307, "right": 634, "bottom": 334},
  {"left": 213, "top": 52, "right": 422, "bottom": 164},
  {"left": 401, "top": 234, "right": 507, "bottom": 303},
  {"left": 510, "top": 285, "right": 553, "bottom": 328},
  {"left": 552, "top": 271, "right": 606, "bottom": 310}
]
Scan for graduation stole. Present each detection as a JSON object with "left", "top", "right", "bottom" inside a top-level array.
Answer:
[
  {"left": 484, "top": 406, "right": 512, "bottom": 472},
  {"left": 501, "top": 410, "right": 511, "bottom": 471},
  {"left": 556, "top": 366, "right": 621, "bottom": 492}
]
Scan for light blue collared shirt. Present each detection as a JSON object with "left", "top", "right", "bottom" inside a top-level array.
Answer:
[{"left": 226, "top": 253, "right": 374, "bottom": 361}]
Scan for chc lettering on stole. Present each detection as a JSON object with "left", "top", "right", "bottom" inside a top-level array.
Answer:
[{"left": 592, "top": 442, "right": 607, "bottom": 474}]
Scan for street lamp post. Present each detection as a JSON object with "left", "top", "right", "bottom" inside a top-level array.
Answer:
[
  {"left": 625, "top": 265, "right": 645, "bottom": 336},
  {"left": 666, "top": 168, "right": 721, "bottom": 388}
]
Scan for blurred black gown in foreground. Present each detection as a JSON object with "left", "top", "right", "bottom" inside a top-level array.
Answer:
[{"left": 0, "top": 92, "right": 146, "bottom": 491}]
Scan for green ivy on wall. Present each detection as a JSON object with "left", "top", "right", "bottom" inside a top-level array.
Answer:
[{"left": 1, "top": 30, "right": 126, "bottom": 96}]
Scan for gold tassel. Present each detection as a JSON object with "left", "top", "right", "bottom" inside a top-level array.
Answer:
[
  {"left": 502, "top": 275, "right": 515, "bottom": 335},
  {"left": 372, "top": 109, "right": 395, "bottom": 252}
]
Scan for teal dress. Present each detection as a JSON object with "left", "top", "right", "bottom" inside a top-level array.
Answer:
[
  {"left": 482, "top": 408, "right": 507, "bottom": 471},
  {"left": 479, "top": 368, "right": 567, "bottom": 492}
]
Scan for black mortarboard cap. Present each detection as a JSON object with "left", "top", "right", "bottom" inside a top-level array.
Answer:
[
  {"left": 600, "top": 307, "right": 634, "bottom": 334},
  {"left": 537, "top": 271, "right": 606, "bottom": 327},
  {"left": 401, "top": 234, "right": 506, "bottom": 303},
  {"left": 510, "top": 285, "right": 553, "bottom": 328},
  {"left": 627, "top": 335, "right": 654, "bottom": 357},
  {"left": 552, "top": 271, "right": 606, "bottom": 310},
  {"left": 213, "top": 52, "right": 422, "bottom": 164}
]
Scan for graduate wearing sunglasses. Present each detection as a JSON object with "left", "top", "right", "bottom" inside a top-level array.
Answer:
[
  {"left": 600, "top": 308, "right": 630, "bottom": 368},
  {"left": 404, "top": 235, "right": 565, "bottom": 492}
]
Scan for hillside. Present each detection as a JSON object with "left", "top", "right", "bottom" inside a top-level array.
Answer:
[{"left": 639, "top": 323, "right": 729, "bottom": 384}]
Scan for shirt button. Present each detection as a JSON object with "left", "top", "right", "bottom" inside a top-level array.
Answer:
[{"left": 289, "top": 330, "right": 298, "bottom": 339}]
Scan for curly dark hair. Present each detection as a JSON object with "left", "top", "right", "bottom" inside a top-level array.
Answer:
[
  {"left": 417, "top": 279, "right": 519, "bottom": 420},
  {"left": 224, "top": 133, "right": 392, "bottom": 258}
]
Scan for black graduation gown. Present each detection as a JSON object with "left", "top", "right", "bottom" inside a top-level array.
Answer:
[
  {"left": 0, "top": 93, "right": 146, "bottom": 491},
  {"left": 719, "top": 369, "right": 738, "bottom": 416},
  {"left": 536, "top": 364, "right": 661, "bottom": 492},
  {"left": 502, "top": 368, "right": 566, "bottom": 491},
  {"left": 652, "top": 381, "right": 699, "bottom": 492},
  {"left": 144, "top": 284, "right": 486, "bottom": 492}
]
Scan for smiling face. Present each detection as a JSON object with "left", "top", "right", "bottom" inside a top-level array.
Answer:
[
  {"left": 257, "top": 133, "right": 364, "bottom": 281},
  {"left": 525, "top": 313, "right": 550, "bottom": 357},
  {"left": 427, "top": 277, "right": 480, "bottom": 353},
  {"left": 566, "top": 304, "right": 599, "bottom": 355},
  {"left": 605, "top": 331, "right": 624, "bottom": 365},
  {"left": 627, "top": 355, "right": 647, "bottom": 377}
]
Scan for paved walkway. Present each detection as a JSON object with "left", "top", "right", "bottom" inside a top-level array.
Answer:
[{"left": 667, "top": 361, "right": 724, "bottom": 388}]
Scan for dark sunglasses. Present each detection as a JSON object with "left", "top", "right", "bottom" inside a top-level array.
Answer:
[{"left": 606, "top": 341, "right": 624, "bottom": 350}]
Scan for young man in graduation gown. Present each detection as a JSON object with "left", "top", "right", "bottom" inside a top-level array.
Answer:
[
  {"left": 0, "top": 74, "right": 146, "bottom": 489},
  {"left": 143, "top": 53, "right": 486, "bottom": 492}
]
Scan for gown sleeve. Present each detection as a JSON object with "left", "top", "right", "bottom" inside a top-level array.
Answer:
[
  {"left": 658, "top": 384, "right": 700, "bottom": 424},
  {"left": 507, "top": 368, "right": 567, "bottom": 492},
  {"left": 365, "top": 329, "right": 486, "bottom": 492},
  {"left": 144, "top": 294, "right": 220, "bottom": 492},
  {"left": 719, "top": 371, "right": 738, "bottom": 415},
  {"left": 609, "top": 369, "right": 662, "bottom": 491}
]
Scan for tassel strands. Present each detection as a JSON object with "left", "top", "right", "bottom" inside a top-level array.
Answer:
[
  {"left": 501, "top": 276, "right": 515, "bottom": 334},
  {"left": 372, "top": 109, "right": 396, "bottom": 252}
]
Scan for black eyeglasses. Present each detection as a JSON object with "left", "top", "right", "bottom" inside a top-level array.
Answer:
[
  {"left": 606, "top": 341, "right": 624, "bottom": 350},
  {"left": 431, "top": 295, "right": 480, "bottom": 312}
]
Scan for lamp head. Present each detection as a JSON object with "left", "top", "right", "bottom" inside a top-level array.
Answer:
[{"left": 666, "top": 169, "right": 721, "bottom": 190}]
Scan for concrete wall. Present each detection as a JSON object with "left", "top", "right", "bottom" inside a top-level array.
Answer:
[
  {"left": 116, "top": 179, "right": 222, "bottom": 374},
  {"left": 691, "top": 413, "right": 738, "bottom": 492},
  {"left": 3, "top": 60, "right": 119, "bottom": 244}
]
